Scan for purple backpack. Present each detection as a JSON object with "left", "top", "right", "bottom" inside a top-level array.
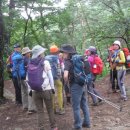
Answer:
[{"left": 27, "top": 58, "right": 44, "bottom": 91}]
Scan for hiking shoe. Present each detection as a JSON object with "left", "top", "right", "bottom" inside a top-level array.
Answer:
[
  {"left": 123, "top": 97, "right": 128, "bottom": 101},
  {"left": 91, "top": 103, "right": 98, "bottom": 106},
  {"left": 23, "top": 108, "right": 28, "bottom": 112},
  {"left": 82, "top": 123, "right": 91, "bottom": 128},
  {"left": 71, "top": 128, "right": 82, "bottom": 130},
  {"left": 58, "top": 109, "right": 65, "bottom": 115},
  {"left": 51, "top": 127, "right": 58, "bottom": 130},
  {"left": 27, "top": 110, "right": 36, "bottom": 114}
]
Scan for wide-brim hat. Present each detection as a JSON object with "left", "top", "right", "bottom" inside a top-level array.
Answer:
[
  {"left": 60, "top": 44, "right": 76, "bottom": 54},
  {"left": 22, "top": 47, "right": 32, "bottom": 55},
  {"left": 32, "top": 45, "right": 47, "bottom": 59}
]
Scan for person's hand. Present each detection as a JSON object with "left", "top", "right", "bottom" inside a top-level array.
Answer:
[
  {"left": 51, "top": 89, "right": 55, "bottom": 94},
  {"left": 115, "top": 60, "right": 119, "bottom": 63},
  {"left": 29, "top": 90, "right": 32, "bottom": 97}
]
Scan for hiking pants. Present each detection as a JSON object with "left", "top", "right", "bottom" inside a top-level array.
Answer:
[
  {"left": 33, "top": 90, "right": 56, "bottom": 130},
  {"left": 21, "top": 80, "right": 28, "bottom": 109},
  {"left": 12, "top": 78, "right": 22, "bottom": 104},
  {"left": 71, "top": 83, "right": 90, "bottom": 129},
  {"left": 53, "top": 79, "right": 64, "bottom": 110},
  {"left": 21, "top": 80, "right": 36, "bottom": 111},
  {"left": 117, "top": 69, "right": 127, "bottom": 98},
  {"left": 87, "top": 82, "right": 99, "bottom": 104},
  {"left": 28, "top": 94, "right": 36, "bottom": 111},
  {"left": 110, "top": 69, "right": 119, "bottom": 90}
]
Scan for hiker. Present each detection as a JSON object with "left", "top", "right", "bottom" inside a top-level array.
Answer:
[
  {"left": 112, "top": 40, "right": 127, "bottom": 101},
  {"left": 107, "top": 46, "right": 119, "bottom": 93},
  {"left": 60, "top": 44, "right": 90, "bottom": 130},
  {"left": 27, "top": 45, "right": 58, "bottom": 130},
  {"left": 11, "top": 43, "right": 26, "bottom": 105},
  {"left": 86, "top": 46, "right": 103, "bottom": 104},
  {"left": 45, "top": 45, "right": 65, "bottom": 115},
  {"left": 59, "top": 52, "right": 71, "bottom": 105},
  {"left": 21, "top": 47, "right": 36, "bottom": 114}
]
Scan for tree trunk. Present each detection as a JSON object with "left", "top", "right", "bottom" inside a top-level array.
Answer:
[{"left": 0, "top": 1, "right": 5, "bottom": 99}]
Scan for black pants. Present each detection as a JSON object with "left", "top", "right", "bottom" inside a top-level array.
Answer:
[
  {"left": 110, "top": 69, "right": 119, "bottom": 90},
  {"left": 12, "top": 78, "right": 22, "bottom": 104}
]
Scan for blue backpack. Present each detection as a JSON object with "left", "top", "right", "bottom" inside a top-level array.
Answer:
[
  {"left": 71, "top": 54, "right": 92, "bottom": 86},
  {"left": 11, "top": 52, "right": 26, "bottom": 79},
  {"left": 45, "top": 55, "right": 59, "bottom": 80}
]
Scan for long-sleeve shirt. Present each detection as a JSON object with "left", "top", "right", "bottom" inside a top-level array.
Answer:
[{"left": 113, "top": 50, "right": 126, "bottom": 70}]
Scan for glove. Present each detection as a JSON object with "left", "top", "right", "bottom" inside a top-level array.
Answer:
[
  {"left": 29, "top": 90, "right": 32, "bottom": 97},
  {"left": 51, "top": 89, "right": 55, "bottom": 94},
  {"left": 115, "top": 60, "right": 119, "bottom": 63}
]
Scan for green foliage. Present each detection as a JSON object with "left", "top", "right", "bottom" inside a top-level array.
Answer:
[{"left": 1, "top": 0, "right": 130, "bottom": 80}]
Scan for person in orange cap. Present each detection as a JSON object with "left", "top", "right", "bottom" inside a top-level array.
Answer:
[{"left": 45, "top": 45, "right": 65, "bottom": 115}]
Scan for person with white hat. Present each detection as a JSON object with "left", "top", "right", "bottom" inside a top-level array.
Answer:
[
  {"left": 113, "top": 40, "right": 127, "bottom": 101},
  {"left": 27, "top": 45, "right": 58, "bottom": 130},
  {"left": 21, "top": 47, "right": 37, "bottom": 114}
]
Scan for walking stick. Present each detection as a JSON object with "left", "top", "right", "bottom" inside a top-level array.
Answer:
[{"left": 88, "top": 90, "right": 122, "bottom": 111}]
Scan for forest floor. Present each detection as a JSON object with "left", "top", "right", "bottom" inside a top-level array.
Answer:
[{"left": 1, "top": 72, "right": 130, "bottom": 130}]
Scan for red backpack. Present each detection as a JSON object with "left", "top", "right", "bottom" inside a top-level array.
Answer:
[
  {"left": 122, "top": 48, "right": 130, "bottom": 68},
  {"left": 91, "top": 55, "right": 104, "bottom": 75}
]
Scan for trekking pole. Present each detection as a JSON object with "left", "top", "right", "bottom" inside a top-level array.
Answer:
[{"left": 88, "top": 90, "right": 122, "bottom": 111}]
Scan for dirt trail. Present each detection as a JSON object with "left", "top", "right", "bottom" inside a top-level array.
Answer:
[{"left": 1, "top": 74, "right": 130, "bottom": 130}]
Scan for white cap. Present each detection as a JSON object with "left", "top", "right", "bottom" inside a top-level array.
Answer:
[
  {"left": 22, "top": 47, "right": 32, "bottom": 55},
  {"left": 32, "top": 45, "right": 47, "bottom": 59},
  {"left": 113, "top": 40, "right": 121, "bottom": 48}
]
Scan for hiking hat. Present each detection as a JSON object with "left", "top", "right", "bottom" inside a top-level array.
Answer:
[
  {"left": 32, "top": 45, "right": 47, "bottom": 59},
  {"left": 84, "top": 49, "right": 89, "bottom": 55},
  {"left": 60, "top": 44, "right": 76, "bottom": 54},
  {"left": 113, "top": 40, "right": 121, "bottom": 48},
  {"left": 88, "top": 46, "right": 97, "bottom": 53},
  {"left": 50, "top": 45, "right": 59, "bottom": 53},
  {"left": 14, "top": 43, "right": 21, "bottom": 48},
  {"left": 22, "top": 47, "right": 32, "bottom": 55}
]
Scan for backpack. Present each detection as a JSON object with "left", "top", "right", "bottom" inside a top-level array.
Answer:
[
  {"left": 122, "top": 48, "right": 130, "bottom": 68},
  {"left": 11, "top": 52, "right": 26, "bottom": 79},
  {"left": 45, "top": 55, "right": 59, "bottom": 80},
  {"left": 27, "top": 58, "right": 44, "bottom": 91},
  {"left": 71, "top": 54, "right": 92, "bottom": 86},
  {"left": 91, "top": 55, "right": 104, "bottom": 75}
]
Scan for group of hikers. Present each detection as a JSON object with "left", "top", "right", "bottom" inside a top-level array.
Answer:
[{"left": 6, "top": 40, "right": 129, "bottom": 130}]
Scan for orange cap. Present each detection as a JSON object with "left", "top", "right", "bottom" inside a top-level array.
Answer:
[{"left": 50, "top": 45, "right": 59, "bottom": 53}]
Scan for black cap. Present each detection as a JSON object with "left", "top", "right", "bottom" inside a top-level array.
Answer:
[
  {"left": 14, "top": 43, "right": 21, "bottom": 48},
  {"left": 60, "top": 44, "right": 76, "bottom": 54}
]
